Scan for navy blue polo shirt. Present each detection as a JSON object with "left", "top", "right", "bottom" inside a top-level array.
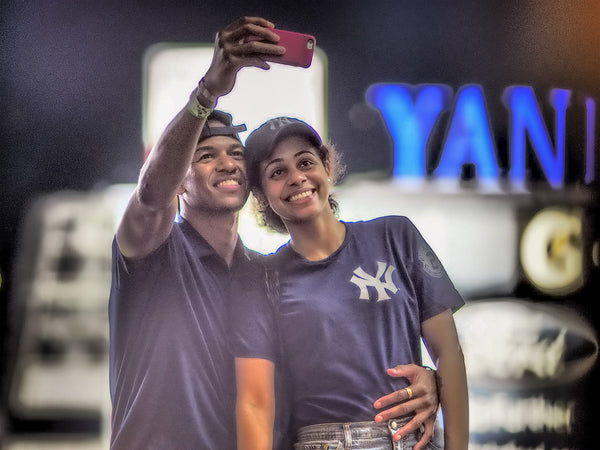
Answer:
[{"left": 109, "top": 219, "right": 255, "bottom": 449}]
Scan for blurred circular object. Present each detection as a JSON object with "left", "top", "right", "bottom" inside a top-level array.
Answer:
[{"left": 520, "top": 207, "right": 584, "bottom": 296}]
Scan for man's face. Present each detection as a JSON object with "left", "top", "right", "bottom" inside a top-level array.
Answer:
[{"left": 179, "top": 132, "right": 249, "bottom": 215}]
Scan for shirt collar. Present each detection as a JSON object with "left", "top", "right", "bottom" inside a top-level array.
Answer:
[{"left": 178, "top": 218, "right": 254, "bottom": 264}]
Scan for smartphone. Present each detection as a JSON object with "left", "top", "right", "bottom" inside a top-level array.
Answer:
[{"left": 246, "top": 29, "right": 316, "bottom": 68}]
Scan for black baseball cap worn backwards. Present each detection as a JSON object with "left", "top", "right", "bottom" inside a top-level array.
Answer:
[
  {"left": 199, "top": 110, "right": 247, "bottom": 142},
  {"left": 244, "top": 117, "right": 323, "bottom": 188}
]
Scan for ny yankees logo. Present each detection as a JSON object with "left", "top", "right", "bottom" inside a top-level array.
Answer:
[
  {"left": 350, "top": 261, "right": 399, "bottom": 301},
  {"left": 268, "top": 117, "right": 294, "bottom": 130}
]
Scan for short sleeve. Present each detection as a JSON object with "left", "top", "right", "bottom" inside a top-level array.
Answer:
[{"left": 399, "top": 217, "right": 464, "bottom": 321}]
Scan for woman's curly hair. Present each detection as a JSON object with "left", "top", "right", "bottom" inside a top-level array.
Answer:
[{"left": 250, "top": 141, "right": 345, "bottom": 234}]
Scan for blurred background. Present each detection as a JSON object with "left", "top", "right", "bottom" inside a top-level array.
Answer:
[{"left": 1, "top": 1, "right": 599, "bottom": 449}]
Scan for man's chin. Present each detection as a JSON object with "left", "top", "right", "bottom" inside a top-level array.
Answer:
[
  {"left": 206, "top": 199, "right": 247, "bottom": 215},
  {"left": 217, "top": 191, "right": 249, "bottom": 210},
  {"left": 226, "top": 195, "right": 250, "bottom": 211}
]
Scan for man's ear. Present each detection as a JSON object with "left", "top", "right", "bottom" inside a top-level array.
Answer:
[{"left": 177, "top": 184, "right": 185, "bottom": 196}]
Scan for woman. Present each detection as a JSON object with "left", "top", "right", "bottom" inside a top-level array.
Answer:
[{"left": 230, "top": 117, "right": 469, "bottom": 449}]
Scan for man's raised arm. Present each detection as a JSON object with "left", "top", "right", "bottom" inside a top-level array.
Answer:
[{"left": 116, "top": 16, "right": 285, "bottom": 259}]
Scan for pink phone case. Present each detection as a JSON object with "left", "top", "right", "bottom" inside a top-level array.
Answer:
[{"left": 246, "top": 29, "right": 316, "bottom": 68}]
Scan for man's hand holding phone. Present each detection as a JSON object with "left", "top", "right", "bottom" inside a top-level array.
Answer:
[
  {"left": 244, "top": 28, "right": 316, "bottom": 68},
  {"left": 202, "top": 17, "right": 315, "bottom": 102}
]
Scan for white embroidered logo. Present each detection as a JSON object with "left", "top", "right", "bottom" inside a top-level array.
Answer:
[
  {"left": 268, "top": 117, "right": 294, "bottom": 130},
  {"left": 350, "top": 261, "right": 399, "bottom": 302}
]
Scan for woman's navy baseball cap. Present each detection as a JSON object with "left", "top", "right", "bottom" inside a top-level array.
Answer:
[{"left": 244, "top": 117, "right": 322, "bottom": 188}]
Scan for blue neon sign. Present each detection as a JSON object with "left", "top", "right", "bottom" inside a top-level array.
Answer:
[
  {"left": 365, "top": 84, "right": 452, "bottom": 177},
  {"left": 435, "top": 85, "right": 499, "bottom": 180},
  {"left": 586, "top": 97, "right": 596, "bottom": 185},
  {"left": 503, "top": 87, "right": 571, "bottom": 189},
  {"left": 366, "top": 83, "right": 595, "bottom": 189}
]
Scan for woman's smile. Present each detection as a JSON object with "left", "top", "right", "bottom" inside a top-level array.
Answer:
[{"left": 287, "top": 189, "right": 316, "bottom": 202}]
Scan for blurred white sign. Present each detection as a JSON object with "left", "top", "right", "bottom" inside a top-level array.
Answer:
[{"left": 143, "top": 43, "right": 328, "bottom": 152}]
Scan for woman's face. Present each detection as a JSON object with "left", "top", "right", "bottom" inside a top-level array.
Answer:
[{"left": 259, "top": 135, "right": 330, "bottom": 226}]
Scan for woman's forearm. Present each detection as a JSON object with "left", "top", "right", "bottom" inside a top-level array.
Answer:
[
  {"left": 437, "top": 344, "right": 469, "bottom": 450},
  {"left": 422, "top": 311, "right": 469, "bottom": 449}
]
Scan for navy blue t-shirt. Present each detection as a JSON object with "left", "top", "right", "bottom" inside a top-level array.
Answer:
[
  {"left": 230, "top": 216, "right": 464, "bottom": 433},
  {"left": 109, "top": 219, "right": 256, "bottom": 449}
]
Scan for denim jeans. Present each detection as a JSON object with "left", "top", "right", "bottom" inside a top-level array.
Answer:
[{"left": 293, "top": 417, "right": 444, "bottom": 450}]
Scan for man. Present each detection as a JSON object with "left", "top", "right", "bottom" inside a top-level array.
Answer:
[{"left": 109, "top": 16, "right": 440, "bottom": 449}]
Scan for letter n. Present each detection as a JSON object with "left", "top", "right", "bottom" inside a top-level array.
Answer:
[{"left": 503, "top": 86, "right": 572, "bottom": 189}]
